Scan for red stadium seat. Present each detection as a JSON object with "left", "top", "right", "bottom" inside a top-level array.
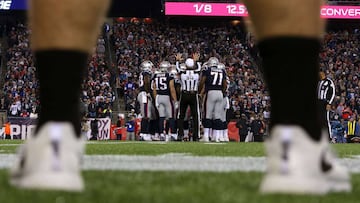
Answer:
[{"left": 227, "top": 122, "right": 239, "bottom": 142}]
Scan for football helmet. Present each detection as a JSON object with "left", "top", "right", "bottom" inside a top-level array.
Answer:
[
  {"left": 159, "top": 61, "right": 171, "bottom": 72},
  {"left": 140, "top": 60, "right": 154, "bottom": 72},
  {"left": 218, "top": 63, "right": 225, "bottom": 70},
  {"left": 207, "top": 57, "right": 219, "bottom": 67}
]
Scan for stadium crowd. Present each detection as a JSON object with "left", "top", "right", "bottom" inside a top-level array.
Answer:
[
  {"left": 2, "top": 20, "right": 360, "bottom": 142},
  {"left": 1, "top": 23, "right": 116, "bottom": 120},
  {"left": 321, "top": 30, "right": 360, "bottom": 142}
]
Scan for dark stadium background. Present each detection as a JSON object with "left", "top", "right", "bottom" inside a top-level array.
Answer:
[{"left": 0, "top": 0, "right": 359, "bottom": 30}]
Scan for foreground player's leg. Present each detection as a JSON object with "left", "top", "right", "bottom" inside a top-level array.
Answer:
[
  {"left": 10, "top": 0, "right": 110, "bottom": 191},
  {"left": 242, "top": 0, "right": 350, "bottom": 194}
]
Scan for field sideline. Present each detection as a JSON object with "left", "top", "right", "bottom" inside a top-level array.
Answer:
[{"left": 1, "top": 141, "right": 360, "bottom": 203}]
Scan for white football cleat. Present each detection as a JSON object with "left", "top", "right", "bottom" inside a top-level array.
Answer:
[
  {"left": 211, "top": 130, "right": 221, "bottom": 143},
  {"left": 159, "top": 134, "right": 166, "bottom": 141},
  {"left": 223, "top": 130, "right": 229, "bottom": 142},
  {"left": 201, "top": 134, "right": 210, "bottom": 142},
  {"left": 219, "top": 134, "right": 225, "bottom": 142},
  {"left": 141, "top": 134, "right": 152, "bottom": 141},
  {"left": 151, "top": 134, "right": 160, "bottom": 141},
  {"left": 261, "top": 125, "right": 351, "bottom": 194},
  {"left": 320, "top": 136, "right": 351, "bottom": 193},
  {"left": 165, "top": 134, "right": 171, "bottom": 142},
  {"left": 171, "top": 134, "right": 178, "bottom": 141},
  {"left": 260, "top": 125, "right": 330, "bottom": 194},
  {"left": 10, "top": 122, "right": 84, "bottom": 192}
]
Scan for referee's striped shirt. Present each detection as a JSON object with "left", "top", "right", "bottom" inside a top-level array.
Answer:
[
  {"left": 317, "top": 77, "right": 335, "bottom": 104},
  {"left": 176, "top": 61, "right": 201, "bottom": 92}
]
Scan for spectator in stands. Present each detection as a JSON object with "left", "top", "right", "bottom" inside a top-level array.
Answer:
[
  {"left": 115, "top": 77, "right": 123, "bottom": 98},
  {"left": 3, "top": 121, "right": 11, "bottom": 139},
  {"left": 20, "top": 109, "right": 29, "bottom": 117},
  {"left": 116, "top": 114, "right": 125, "bottom": 140},
  {"left": 29, "top": 106, "right": 38, "bottom": 118},
  {"left": 236, "top": 114, "right": 248, "bottom": 142},
  {"left": 88, "top": 97, "right": 98, "bottom": 118},
  {"left": 96, "top": 37, "right": 106, "bottom": 57},
  {"left": 9, "top": 101, "right": 19, "bottom": 116},
  {"left": 331, "top": 118, "right": 346, "bottom": 143},
  {"left": 126, "top": 99, "right": 136, "bottom": 112},
  {"left": 345, "top": 115, "right": 360, "bottom": 143},
  {"left": 124, "top": 77, "right": 136, "bottom": 110},
  {"left": 103, "top": 105, "right": 113, "bottom": 118},
  {"left": 128, "top": 108, "right": 137, "bottom": 118},
  {"left": 249, "top": 115, "right": 264, "bottom": 142},
  {"left": 126, "top": 115, "right": 136, "bottom": 141}
]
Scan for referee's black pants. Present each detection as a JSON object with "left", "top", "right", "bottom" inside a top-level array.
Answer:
[
  {"left": 318, "top": 99, "right": 331, "bottom": 141},
  {"left": 178, "top": 92, "right": 200, "bottom": 141}
]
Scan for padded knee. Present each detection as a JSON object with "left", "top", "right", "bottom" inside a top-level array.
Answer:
[
  {"left": 222, "top": 121, "right": 228, "bottom": 130},
  {"left": 213, "top": 119, "right": 223, "bottom": 130}
]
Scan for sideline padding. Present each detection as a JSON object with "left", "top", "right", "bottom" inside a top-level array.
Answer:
[{"left": 2, "top": 118, "right": 241, "bottom": 141}]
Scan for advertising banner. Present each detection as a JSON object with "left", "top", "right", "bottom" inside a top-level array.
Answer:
[
  {"left": 0, "top": 0, "right": 27, "bottom": 10},
  {"left": 2, "top": 117, "right": 111, "bottom": 140}
]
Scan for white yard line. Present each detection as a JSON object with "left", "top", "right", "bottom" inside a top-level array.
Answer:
[
  {"left": 0, "top": 144, "right": 22, "bottom": 146},
  {"left": 1, "top": 154, "right": 360, "bottom": 173}
]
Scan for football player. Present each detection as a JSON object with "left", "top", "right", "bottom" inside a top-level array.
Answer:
[
  {"left": 219, "top": 63, "right": 230, "bottom": 142},
  {"left": 199, "top": 57, "right": 227, "bottom": 142},
  {"left": 152, "top": 61, "right": 178, "bottom": 141},
  {"left": 137, "top": 60, "right": 155, "bottom": 141}
]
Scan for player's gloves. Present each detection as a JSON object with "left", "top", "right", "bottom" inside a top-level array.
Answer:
[{"left": 175, "top": 101, "right": 179, "bottom": 110}]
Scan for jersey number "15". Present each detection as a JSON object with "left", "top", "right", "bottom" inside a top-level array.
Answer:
[{"left": 154, "top": 77, "right": 168, "bottom": 90}]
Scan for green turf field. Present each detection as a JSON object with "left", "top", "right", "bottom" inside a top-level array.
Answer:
[
  {"left": 1, "top": 140, "right": 360, "bottom": 203},
  {"left": 1, "top": 141, "right": 360, "bottom": 157}
]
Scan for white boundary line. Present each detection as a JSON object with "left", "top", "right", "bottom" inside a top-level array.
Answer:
[{"left": 1, "top": 154, "right": 360, "bottom": 173}]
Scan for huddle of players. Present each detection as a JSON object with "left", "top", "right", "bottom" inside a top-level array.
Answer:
[{"left": 137, "top": 56, "right": 229, "bottom": 142}]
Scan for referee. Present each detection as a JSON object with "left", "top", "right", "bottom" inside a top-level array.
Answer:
[
  {"left": 317, "top": 70, "right": 335, "bottom": 141},
  {"left": 176, "top": 53, "right": 201, "bottom": 141}
]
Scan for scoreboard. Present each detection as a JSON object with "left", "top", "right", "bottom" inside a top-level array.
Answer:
[
  {"left": 165, "top": 1, "right": 360, "bottom": 19},
  {"left": 4, "top": 0, "right": 360, "bottom": 19}
]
